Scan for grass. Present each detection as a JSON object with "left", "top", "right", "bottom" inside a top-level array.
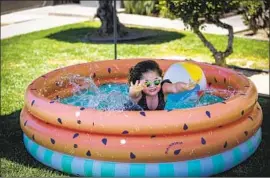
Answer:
[{"left": 1, "top": 21, "right": 269, "bottom": 176}]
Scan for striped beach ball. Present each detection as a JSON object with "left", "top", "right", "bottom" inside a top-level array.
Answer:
[{"left": 163, "top": 62, "right": 207, "bottom": 102}]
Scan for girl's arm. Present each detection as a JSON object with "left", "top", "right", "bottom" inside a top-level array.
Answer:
[{"left": 162, "top": 80, "right": 198, "bottom": 94}]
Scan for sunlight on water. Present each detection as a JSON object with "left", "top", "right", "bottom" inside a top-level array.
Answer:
[{"left": 59, "top": 76, "right": 225, "bottom": 111}]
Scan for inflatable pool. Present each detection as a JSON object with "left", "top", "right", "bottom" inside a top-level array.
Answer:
[{"left": 20, "top": 59, "right": 263, "bottom": 176}]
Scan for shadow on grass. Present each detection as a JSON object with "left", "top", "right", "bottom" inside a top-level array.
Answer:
[
  {"left": 0, "top": 110, "right": 68, "bottom": 176},
  {"left": 0, "top": 97, "right": 269, "bottom": 176},
  {"left": 46, "top": 27, "right": 185, "bottom": 44}
]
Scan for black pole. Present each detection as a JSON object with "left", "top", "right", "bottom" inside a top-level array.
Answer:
[{"left": 113, "top": 0, "right": 117, "bottom": 60}]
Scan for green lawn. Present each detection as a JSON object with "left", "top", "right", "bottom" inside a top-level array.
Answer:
[{"left": 1, "top": 21, "right": 269, "bottom": 177}]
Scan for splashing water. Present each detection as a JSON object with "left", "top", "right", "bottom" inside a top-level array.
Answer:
[
  {"left": 59, "top": 76, "right": 226, "bottom": 111},
  {"left": 60, "top": 75, "right": 141, "bottom": 111}
]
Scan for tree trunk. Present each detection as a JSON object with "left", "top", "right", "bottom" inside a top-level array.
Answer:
[
  {"left": 193, "top": 18, "right": 234, "bottom": 67},
  {"left": 95, "top": 0, "right": 127, "bottom": 37}
]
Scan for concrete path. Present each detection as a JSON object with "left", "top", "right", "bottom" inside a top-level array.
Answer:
[
  {"left": 1, "top": 4, "right": 249, "bottom": 39},
  {"left": 1, "top": 4, "right": 268, "bottom": 96}
]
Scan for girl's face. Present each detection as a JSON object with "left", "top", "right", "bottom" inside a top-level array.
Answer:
[{"left": 141, "top": 71, "right": 162, "bottom": 96}]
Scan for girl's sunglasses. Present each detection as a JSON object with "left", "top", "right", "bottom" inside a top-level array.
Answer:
[{"left": 144, "top": 78, "right": 162, "bottom": 88}]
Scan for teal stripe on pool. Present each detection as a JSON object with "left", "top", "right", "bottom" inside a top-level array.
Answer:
[
  {"left": 23, "top": 128, "right": 262, "bottom": 177},
  {"left": 101, "top": 162, "right": 115, "bottom": 177},
  {"left": 61, "top": 155, "right": 73, "bottom": 174},
  {"left": 211, "top": 154, "right": 225, "bottom": 175},
  {"left": 84, "top": 159, "right": 94, "bottom": 177},
  {"left": 43, "top": 149, "right": 53, "bottom": 166},
  {"left": 130, "top": 164, "right": 145, "bottom": 177},
  {"left": 159, "top": 163, "right": 174, "bottom": 176},
  {"left": 187, "top": 160, "right": 201, "bottom": 176}
]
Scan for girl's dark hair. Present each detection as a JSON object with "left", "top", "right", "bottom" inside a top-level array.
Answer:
[{"left": 128, "top": 60, "right": 163, "bottom": 85}]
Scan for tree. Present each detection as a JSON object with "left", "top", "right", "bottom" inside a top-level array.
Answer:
[
  {"left": 239, "top": 0, "right": 269, "bottom": 37},
  {"left": 95, "top": 0, "right": 127, "bottom": 37},
  {"left": 166, "top": 0, "right": 239, "bottom": 67}
]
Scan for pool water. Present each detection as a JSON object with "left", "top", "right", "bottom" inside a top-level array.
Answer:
[{"left": 60, "top": 83, "right": 224, "bottom": 111}]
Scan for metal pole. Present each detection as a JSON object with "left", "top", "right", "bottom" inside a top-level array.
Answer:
[{"left": 113, "top": 0, "right": 117, "bottom": 60}]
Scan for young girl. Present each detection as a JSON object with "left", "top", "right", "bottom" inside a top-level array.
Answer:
[{"left": 127, "top": 60, "right": 197, "bottom": 111}]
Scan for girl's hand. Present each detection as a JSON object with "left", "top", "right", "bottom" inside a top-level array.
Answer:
[
  {"left": 129, "top": 80, "right": 146, "bottom": 98},
  {"left": 185, "top": 79, "right": 199, "bottom": 90}
]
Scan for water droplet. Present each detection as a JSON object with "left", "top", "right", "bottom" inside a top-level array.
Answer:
[
  {"left": 120, "top": 139, "right": 126, "bottom": 145},
  {"left": 75, "top": 111, "right": 80, "bottom": 117}
]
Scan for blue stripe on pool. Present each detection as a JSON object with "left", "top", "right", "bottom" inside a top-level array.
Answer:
[
  {"left": 36, "top": 146, "right": 46, "bottom": 164},
  {"left": 101, "top": 162, "right": 115, "bottom": 177},
  {"left": 84, "top": 159, "right": 94, "bottom": 177},
  {"left": 92, "top": 160, "right": 102, "bottom": 177},
  {"left": 115, "top": 163, "right": 129, "bottom": 176},
  {"left": 30, "top": 141, "right": 39, "bottom": 157},
  {"left": 222, "top": 149, "right": 235, "bottom": 171},
  {"left": 130, "top": 164, "right": 145, "bottom": 177},
  {"left": 239, "top": 140, "right": 250, "bottom": 157},
  {"left": 200, "top": 156, "right": 213, "bottom": 176},
  {"left": 212, "top": 154, "right": 225, "bottom": 175},
  {"left": 61, "top": 155, "right": 73, "bottom": 174},
  {"left": 145, "top": 164, "right": 159, "bottom": 176},
  {"left": 71, "top": 157, "right": 85, "bottom": 176},
  {"left": 51, "top": 152, "right": 63, "bottom": 171},
  {"left": 188, "top": 160, "right": 201, "bottom": 177},
  {"left": 159, "top": 163, "right": 174, "bottom": 176},
  {"left": 27, "top": 139, "right": 34, "bottom": 154},
  {"left": 173, "top": 161, "right": 188, "bottom": 177},
  {"left": 251, "top": 132, "right": 257, "bottom": 146}
]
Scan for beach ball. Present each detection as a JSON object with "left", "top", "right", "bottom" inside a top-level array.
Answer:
[{"left": 163, "top": 62, "right": 207, "bottom": 102}]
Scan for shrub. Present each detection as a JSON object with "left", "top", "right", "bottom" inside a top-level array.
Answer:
[
  {"left": 123, "top": 0, "right": 157, "bottom": 16},
  {"left": 238, "top": 0, "right": 269, "bottom": 36},
  {"left": 155, "top": 0, "right": 176, "bottom": 19}
]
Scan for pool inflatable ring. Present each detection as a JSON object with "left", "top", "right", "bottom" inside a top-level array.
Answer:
[
  {"left": 23, "top": 128, "right": 261, "bottom": 177},
  {"left": 20, "top": 59, "right": 263, "bottom": 176}
]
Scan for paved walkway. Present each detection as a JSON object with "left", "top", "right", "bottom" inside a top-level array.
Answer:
[
  {"left": 1, "top": 4, "right": 269, "bottom": 95},
  {"left": 1, "top": 4, "right": 249, "bottom": 39}
]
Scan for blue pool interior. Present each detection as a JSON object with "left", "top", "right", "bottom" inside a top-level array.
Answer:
[{"left": 60, "top": 83, "right": 224, "bottom": 111}]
